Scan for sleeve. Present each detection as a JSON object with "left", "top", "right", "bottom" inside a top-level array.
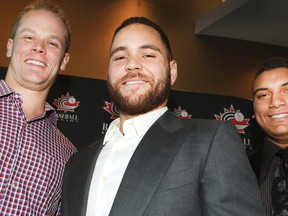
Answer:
[{"left": 201, "top": 121, "right": 266, "bottom": 216}]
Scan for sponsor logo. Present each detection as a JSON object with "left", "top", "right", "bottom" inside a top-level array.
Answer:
[
  {"left": 57, "top": 113, "right": 79, "bottom": 123},
  {"left": 53, "top": 93, "right": 80, "bottom": 123},
  {"left": 243, "top": 138, "right": 253, "bottom": 151},
  {"left": 102, "top": 101, "right": 119, "bottom": 134},
  {"left": 172, "top": 106, "right": 192, "bottom": 119},
  {"left": 214, "top": 105, "right": 250, "bottom": 134},
  {"left": 53, "top": 93, "right": 80, "bottom": 113},
  {"left": 103, "top": 101, "right": 119, "bottom": 119}
]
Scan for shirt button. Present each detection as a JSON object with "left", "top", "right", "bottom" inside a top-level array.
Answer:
[{"left": 103, "top": 176, "right": 108, "bottom": 181}]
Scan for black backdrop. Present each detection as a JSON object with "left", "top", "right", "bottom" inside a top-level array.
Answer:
[{"left": 0, "top": 67, "right": 262, "bottom": 155}]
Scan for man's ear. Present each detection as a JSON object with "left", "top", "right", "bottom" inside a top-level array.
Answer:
[
  {"left": 169, "top": 60, "right": 178, "bottom": 85},
  {"left": 6, "top": 39, "right": 13, "bottom": 57},
  {"left": 60, "top": 53, "right": 70, "bottom": 71}
]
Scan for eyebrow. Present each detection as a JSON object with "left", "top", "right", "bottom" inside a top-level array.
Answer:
[
  {"left": 140, "top": 44, "right": 161, "bottom": 53},
  {"left": 19, "top": 27, "right": 35, "bottom": 35},
  {"left": 110, "top": 46, "right": 126, "bottom": 58},
  {"left": 110, "top": 44, "right": 162, "bottom": 58},
  {"left": 253, "top": 82, "right": 288, "bottom": 96}
]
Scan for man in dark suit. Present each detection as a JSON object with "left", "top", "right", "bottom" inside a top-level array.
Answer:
[
  {"left": 249, "top": 57, "right": 288, "bottom": 216},
  {"left": 61, "top": 16, "right": 265, "bottom": 216}
]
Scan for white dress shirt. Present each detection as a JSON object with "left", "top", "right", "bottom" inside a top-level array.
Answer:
[{"left": 86, "top": 107, "right": 168, "bottom": 216}]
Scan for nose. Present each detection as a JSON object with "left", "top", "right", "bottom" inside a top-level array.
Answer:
[
  {"left": 269, "top": 94, "right": 286, "bottom": 109},
  {"left": 124, "top": 57, "right": 142, "bottom": 72},
  {"left": 31, "top": 40, "right": 46, "bottom": 54}
]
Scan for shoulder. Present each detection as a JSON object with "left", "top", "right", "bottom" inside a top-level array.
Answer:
[
  {"left": 159, "top": 111, "right": 234, "bottom": 132},
  {"left": 157, "top": 111, "right": 240, "bottom": 147}
]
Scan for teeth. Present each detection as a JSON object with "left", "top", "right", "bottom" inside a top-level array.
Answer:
[
  {"left": 125, "top": 81, "right": 145, "bottom": 85},
  {"left": 25, "top": 59, "right": 46, "bottom": 67},
  {"left": 271, "top": 113, "right": 288, "bottom": 119}
]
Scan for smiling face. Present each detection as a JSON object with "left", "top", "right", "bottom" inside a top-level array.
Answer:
[
  {"left": 5, "top": 9, "right": 69, "bottom": 92},
  {"left": 253, "top": 67, "right": 288, "bottom": 146},
  {"left": 107, "top": 23, "right": 177, "bottom": 119}
]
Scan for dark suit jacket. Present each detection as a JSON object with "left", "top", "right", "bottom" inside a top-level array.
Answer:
[{"left": 61, "top": 111, "right": 265, "bottom": 216}]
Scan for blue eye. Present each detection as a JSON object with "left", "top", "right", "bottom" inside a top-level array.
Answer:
[
  {"left": 24, "top": 36, "right": 33, "bottom": 41},
  {"left": 49, "top": 41, "right": 59, "bottom": 48}
]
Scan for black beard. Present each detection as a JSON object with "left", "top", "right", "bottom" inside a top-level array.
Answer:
[{"left": 107, "top": 70, "right": 171, "bottom": 116}]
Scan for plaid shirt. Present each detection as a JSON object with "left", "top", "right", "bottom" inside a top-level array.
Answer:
[{"left": 0, "top": 80, "right": 77, "bottom": 215}]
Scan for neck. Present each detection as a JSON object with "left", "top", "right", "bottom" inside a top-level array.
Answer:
[
  {"left": 268, "top": 137, "right": 288, "bottom": 149},
  {"left": 22, "top": 94, "right": 46, "bottom": 120},
  {"left": 4, "top": 82, "right": 48, "bottom": 120}
]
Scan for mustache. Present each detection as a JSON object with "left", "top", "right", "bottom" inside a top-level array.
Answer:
[{"left": 118, "top": 73, "right": 150, "bottom": 83}]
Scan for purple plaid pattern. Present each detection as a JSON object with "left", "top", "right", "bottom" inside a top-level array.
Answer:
[{"left": 0, "top": 80, "right": 77, "bottom": 215}]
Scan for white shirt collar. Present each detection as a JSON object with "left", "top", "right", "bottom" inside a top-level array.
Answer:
[{"left": 103, "top": 107, "right": 168, "bottom": 145}]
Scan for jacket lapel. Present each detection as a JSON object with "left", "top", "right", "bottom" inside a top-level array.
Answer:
[{"left": 109, "top": 112, "right": 190, "bottom": 216}]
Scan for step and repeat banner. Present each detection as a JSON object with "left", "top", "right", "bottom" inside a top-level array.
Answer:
[{"left": 0, "top": 67, "right": 261, "bottom": 155}]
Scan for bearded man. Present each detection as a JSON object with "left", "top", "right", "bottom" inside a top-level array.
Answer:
[{"left": 60, "top": 16, "right": 265, "bottom": 216}]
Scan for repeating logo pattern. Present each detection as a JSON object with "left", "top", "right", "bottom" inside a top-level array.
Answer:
[
  {"left": 102, "top": 102, "right": 250, "bottom": 135},
  {"left": 53, "top": 93, "right": 80, "bottom": 113},
  {"left": 172, "top": 107, "right": 192, "bottom": 119},
  {"left": 103, "top": 101, "right": 120, "bottom": 119},
  {"left": 214, "top": 105, "right": 250, "bottom": 134}
]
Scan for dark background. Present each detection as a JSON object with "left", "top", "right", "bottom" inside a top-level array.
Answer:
[{"left": 0, "top": 67, "right": 261, "bottom": 155}]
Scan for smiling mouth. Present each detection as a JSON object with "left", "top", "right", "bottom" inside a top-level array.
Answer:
[
  {"left": 271, "top": 113, "right": 288, "bottom": 119},
  {"left": 124, "top": 80, "right": 146, "bottom": 85},
  {"left": 25, "top": 59, "right": 47, "bottom": 67}
]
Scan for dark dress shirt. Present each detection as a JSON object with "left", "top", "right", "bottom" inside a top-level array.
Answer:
[{"left": 250, "top": 137, "right": 284, "bottom": 216}]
